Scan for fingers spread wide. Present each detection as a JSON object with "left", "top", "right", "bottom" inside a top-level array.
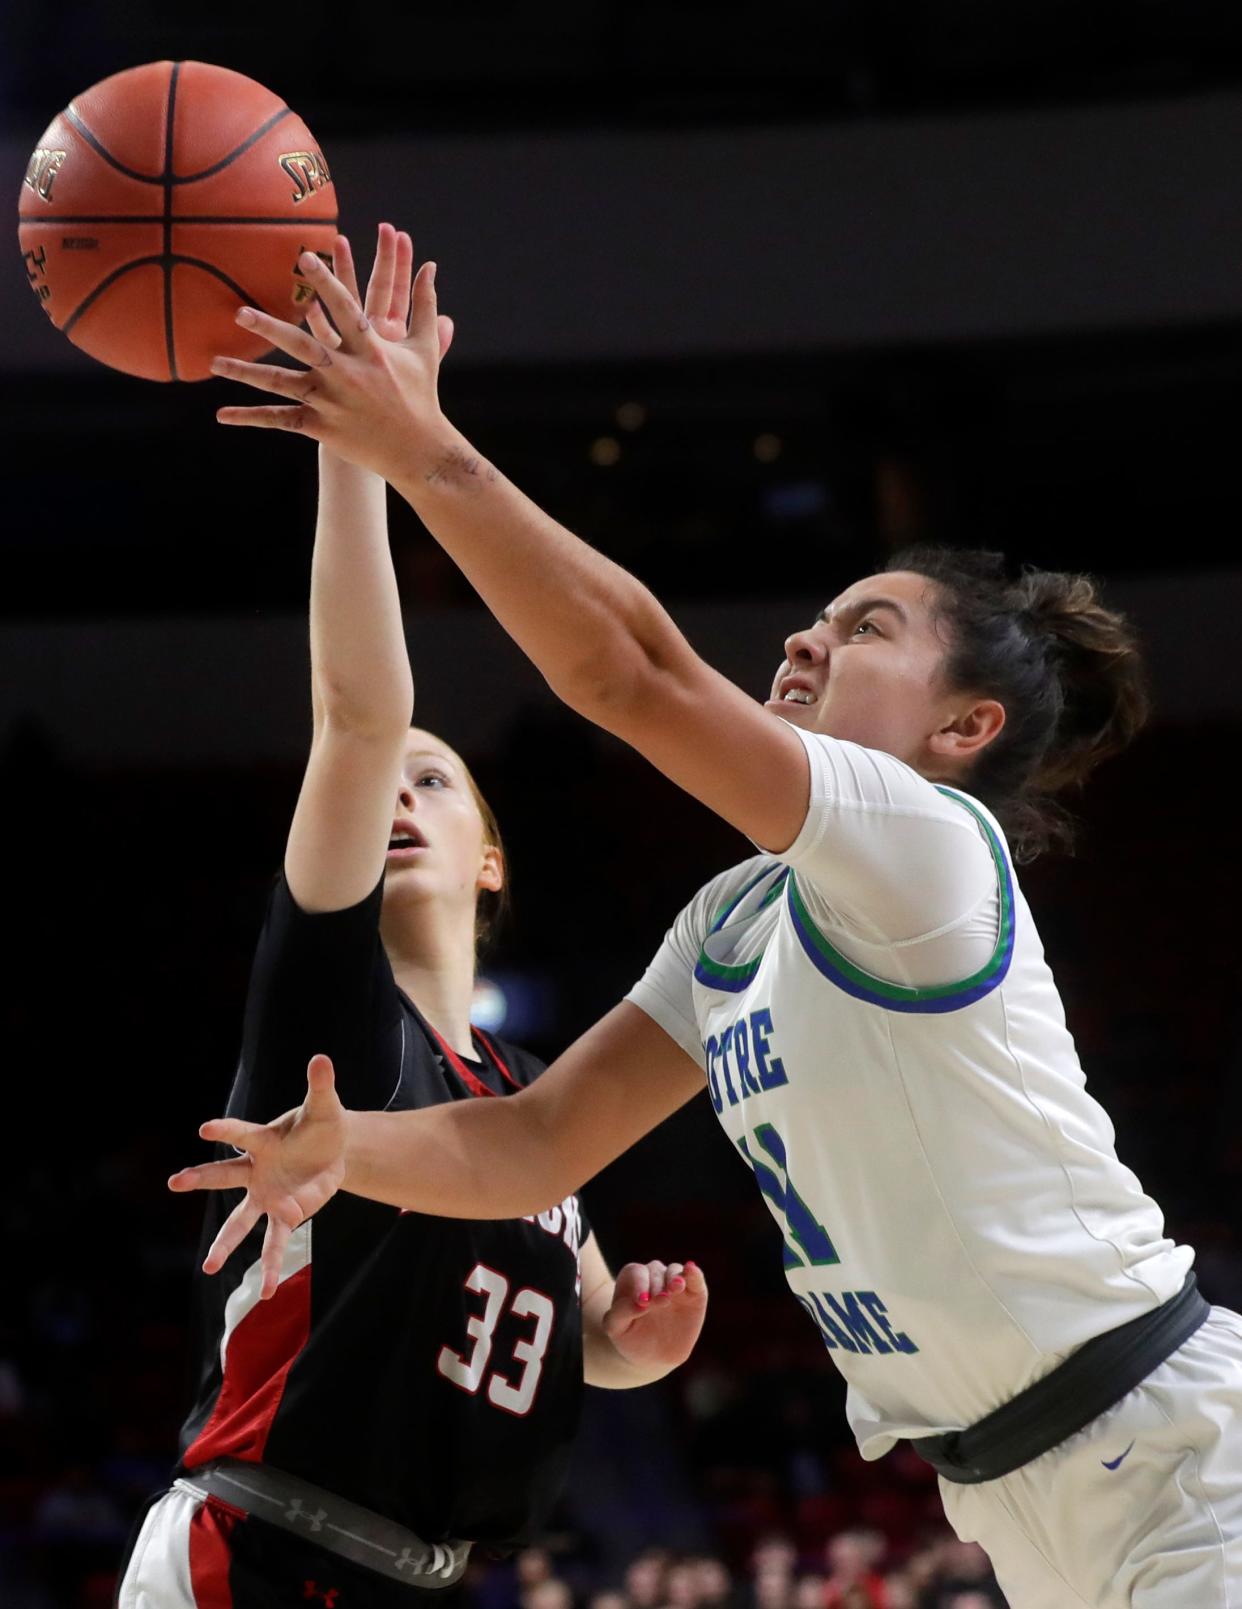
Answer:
[
  {"left": 260, "top": 1214, "right": 295, "bottom": 1300},
  {"left": 304, "top": 298, "right": 341, "bottom": 351},
  {"left": 331, "top": 232, "right": 362, "bottom": 305},
  {"left": 391, "top": 231, "right": 415, "bottom": 329},
  {"left": 365, "top": 221, "right": 398, "bottom": 323},
  {"left": 296, "top": 246, "right": 372, "bottom": 347},
  {"left": 210, "top": 358, "right": 320, "bottom": 401},
  {"left": 203, "top": 1196, "right": 262, "bottom": 1274},
  {"left": 199, "top": 1116, "right": 268, "bottom": 1149},
  {"left": 216, "top": 405, "right": 320, "bottom": 435},
  {"left": 168, "top": 1158, "right": 254, "bottom": 1193},
  {"left": 232, "top": 305, "right": 328, "bottom": 366},
  {"left": 305, "top": 1054, "right": 340, "bottom": 1111},
  {"left": 409, "top": 260, "right": 439, "bottom": 348}
]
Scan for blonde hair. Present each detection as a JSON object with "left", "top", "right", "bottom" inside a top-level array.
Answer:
[{"left": 460, "top": 758, "right": 509, "bottom": 951}]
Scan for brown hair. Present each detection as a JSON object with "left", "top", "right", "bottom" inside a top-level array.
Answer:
[
  {"left": 886, "top": 547, "right": 1150, "bottom": 861},
  {"left": 459, "top": 758, "right": 509, "bottom": 953}
]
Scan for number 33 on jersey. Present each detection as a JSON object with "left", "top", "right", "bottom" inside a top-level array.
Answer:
[{"left": 436, "top": 1194, "right": 583, "bottom": 1419}]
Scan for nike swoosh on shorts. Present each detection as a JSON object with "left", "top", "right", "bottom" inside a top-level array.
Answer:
[{"left": 1101, "top": 1439, "right": 1136, "bottom": 1470}]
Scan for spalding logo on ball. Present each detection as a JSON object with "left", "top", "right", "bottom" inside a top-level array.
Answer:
[{"left": 17, "top": 61, "right": 338, "bottom": 382}]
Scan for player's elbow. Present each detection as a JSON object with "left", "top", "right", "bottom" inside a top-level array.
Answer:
[{"left": 313, "top": 679, "right": 413, "bottom": 743}]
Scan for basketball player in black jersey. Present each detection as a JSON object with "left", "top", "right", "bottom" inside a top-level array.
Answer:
[{"left": 118, "top": 228, "right": 708, "bottom": 1608}]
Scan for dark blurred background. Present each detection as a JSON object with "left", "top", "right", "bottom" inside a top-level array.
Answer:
[{"left": 4, "top": 4, "right": 1242, "bottom": 1606}]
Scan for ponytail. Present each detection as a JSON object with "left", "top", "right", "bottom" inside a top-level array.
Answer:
[
  {"left": 886, "top": 548, "right": 1149, "bottom": 860},
  {"left": 1014, "top": 569, "right": 1149, "bottom": 796}
]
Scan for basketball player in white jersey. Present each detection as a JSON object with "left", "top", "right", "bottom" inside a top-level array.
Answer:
[{"left": 173, "top": 240, "right": 1242, "bottom": 1606}]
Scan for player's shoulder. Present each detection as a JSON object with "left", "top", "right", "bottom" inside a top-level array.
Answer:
[
  {"left": 792, "top": 728, "right": 948, "bottom": 810},
  {"left": 791, "top": 728, "right": 1012, "bottom": 852}
]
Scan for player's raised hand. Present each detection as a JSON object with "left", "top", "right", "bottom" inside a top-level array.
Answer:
[
  {"left": 601, "top": 1260, "right": 709, "bottom": 1372},
  {"left": 167, "top": 1054, "right": 349, "bottom": 1300},
  {"left": 305, "top": 225, "right": 454, "bottom": 357},
  {"left": 210, "top": 225, "right": 452, "bottom": 479}
]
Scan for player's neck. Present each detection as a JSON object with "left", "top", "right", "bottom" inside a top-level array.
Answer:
[{"left": 383, "top": 907, "right": 478, "bottom": 1058}]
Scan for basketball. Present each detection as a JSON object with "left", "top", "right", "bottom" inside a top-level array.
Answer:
[{"left": 17, "top": 61, "right": 338, "bottom": 382}]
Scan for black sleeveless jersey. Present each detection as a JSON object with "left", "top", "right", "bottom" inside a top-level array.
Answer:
[{"left": 177, "top": 874, "right": 586, "bottom": 1545}]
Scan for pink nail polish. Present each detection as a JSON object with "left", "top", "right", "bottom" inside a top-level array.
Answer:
[
  {"left": 685, "top": 1261, "right": 698, "bottom": 1274},
  {"left": 636, "top": 1292, "right": 650, "bottom": 1307}
]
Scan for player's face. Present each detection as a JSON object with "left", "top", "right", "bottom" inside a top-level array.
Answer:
[
  {"left": 766, "top": 570, "right": 962, "bottom": 768},
  {"left": 381, "top": 729, "right": 502, "bottom": 919}
]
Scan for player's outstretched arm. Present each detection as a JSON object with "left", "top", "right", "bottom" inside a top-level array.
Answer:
[
  {"left": 579, "top": 1236, "right": 709, "bottom": 1388},
  {"left": 212, "top": 241, "right": 811, "bottom": 856},
  {"left": 283, "top": 226, "right": 453, "bottom": 914},
  {"left": 170, "top": 1003, "right": 704, "bottom": 1298}
]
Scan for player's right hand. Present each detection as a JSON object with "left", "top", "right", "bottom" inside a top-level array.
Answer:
[
  {"left": 303, "top": 223, "right": 455, "bottom": 360},
  {"left": 210, "top": 225, "right": 455, "bottom": 483},
  {"left": 168, "top": 1053, "right": 348, "bottom": 1300}
]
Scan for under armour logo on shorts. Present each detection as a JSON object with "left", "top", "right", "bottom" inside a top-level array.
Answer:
[{"left": 286, "top": 1497, "right": 327, "bottom": 1531}]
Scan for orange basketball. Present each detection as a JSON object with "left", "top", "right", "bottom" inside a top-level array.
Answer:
[{"left": 17, "top": 61, "right": 338, "bottom": 382}]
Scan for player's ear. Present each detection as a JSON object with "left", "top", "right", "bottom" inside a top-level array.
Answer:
[
  {"left": 928, "top": 698, "right": 1005, "bottom": 764},
  {"left": 477, "top": 844, "right": 503, "bottom": 895}
]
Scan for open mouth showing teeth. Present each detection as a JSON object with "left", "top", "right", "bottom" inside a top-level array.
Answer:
[
  {"left": 388, "top": 833, "right": 423, "bottom": 850},
  {"left": 782, "top": 689, "right": 816, "bottom": 705}
]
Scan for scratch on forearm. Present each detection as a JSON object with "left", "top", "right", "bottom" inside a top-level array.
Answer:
[{"left": 425, "top": 447, "right": 499, "bottom": 494}]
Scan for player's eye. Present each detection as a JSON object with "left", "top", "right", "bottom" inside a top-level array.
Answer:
[
  {"left": 853, "top": 619, "right": 880, "bottom": 637},
  {"left": 415, "top": 771, "right": 449, "bottom": 788}
]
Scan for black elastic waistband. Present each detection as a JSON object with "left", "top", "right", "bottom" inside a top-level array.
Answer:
[
  {"left": 176, "top": 1458, "right": 471, "bottom": 1588},
  {"left": 909, "top": 1272, "right": 1209, "bottom": 1485}
]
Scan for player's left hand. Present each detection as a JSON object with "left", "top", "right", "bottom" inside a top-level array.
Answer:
[{"left": 600, "top": 1260, "right": 708, "bottom": 1372}]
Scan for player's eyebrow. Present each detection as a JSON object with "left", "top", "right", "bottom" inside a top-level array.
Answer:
[{"left": 816, "top": 596, "right": 909, "bottom": 628}]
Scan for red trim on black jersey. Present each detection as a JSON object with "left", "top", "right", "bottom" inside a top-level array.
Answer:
[
  {"left": 429, "top": 1024, "right": 521, "bottom": 1098},
  {"left": 183, "top": 1263, "right": 313, "bottom": 1467},
  {"left": 188, "top": 1497, "right": 238, "bottom": 1607},
  {"left": 473, "top": 1029, "right": 523, "bottom": 1091}
]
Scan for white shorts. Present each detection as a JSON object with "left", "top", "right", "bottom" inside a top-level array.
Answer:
[
  {"left": 116, "top": 1475, "right": 461, "bottom": 1605},
  {"left": 940, "top": 1306, "right": 1242, "bottom": 1608},
  {"left": 116, "top": 1483, "right": 230, "bottom": 1608}
]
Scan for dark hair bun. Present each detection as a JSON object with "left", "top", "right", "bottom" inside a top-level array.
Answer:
[
  {"left": 886, "top": 546, "right": 1150, "bottom": 859},
  {"left": 1014, "top": 570, "right": 1149, "bottom": 795}
]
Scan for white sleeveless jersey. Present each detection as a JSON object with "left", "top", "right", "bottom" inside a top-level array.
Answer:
[{"left": 627, "top": 725, "right": 1192, "bottom": 1461}]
